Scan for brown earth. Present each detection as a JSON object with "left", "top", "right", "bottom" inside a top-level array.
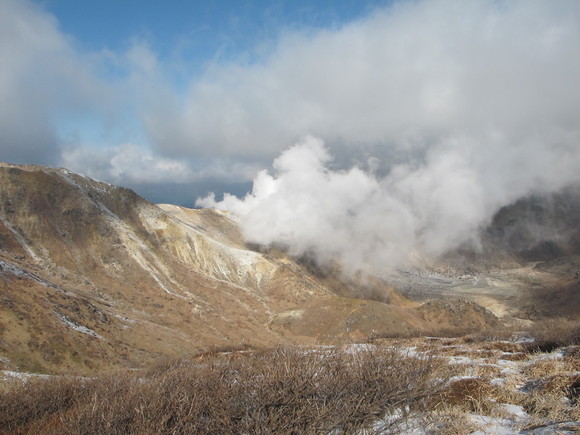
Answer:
[
  {"left": 0, "top": 163, "right": 498, "bottom": 374},
  {"left": 1, "top": 162, "right": 576, "bottom": 375}
]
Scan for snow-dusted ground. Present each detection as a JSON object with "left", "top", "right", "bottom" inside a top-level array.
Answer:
[
  {"left": 288, "top": 339, "right": 579, "bottom": 434},
  {"left": 374, "top": 337, "right": 580, "bottom": 435},
  {"left": 53, "top": 311, "right": 104, "bottom": 339},
  {"left": 1, "top": 338, "right": 577, "bottom": 434}
]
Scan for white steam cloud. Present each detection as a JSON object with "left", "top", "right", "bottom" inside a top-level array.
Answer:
[
  {"left": 198, "top": 131, "right": 580, "bottom": 274},
  {"left": 196, "top": 0, "right": 580, "bottom": 274}
]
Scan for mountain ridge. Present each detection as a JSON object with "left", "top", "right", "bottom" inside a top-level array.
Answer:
[{"left": 0, "top": 162, "right": 575, "bottom": 375}]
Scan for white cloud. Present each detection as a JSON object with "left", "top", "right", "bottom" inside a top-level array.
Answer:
[
  {"left": 61, "top": 143, "right": 192, "bottom": 184},
  {"left": 0, "top": 0, "right": 114, "bottom": 164},
  {"left": 2, "top": 0, "right": 580, "bottom": 221},
  {"left": 199, "top": 129, "right": 580, "bottom": 274},
  {"left": 194, "top": 0, "right": 580, "bottom": 273},
  {"left": 61, "top": 143, "right": 261, "bottom": 186},
  {"left": 148, "top": 0, "right": 580, "bottom": 165}
]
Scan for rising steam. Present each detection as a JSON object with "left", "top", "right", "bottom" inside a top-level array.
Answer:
[
  {"left": 197, "top": 131, "right": 580, "bottom": 275},
  {"left": 196, "top": 0, "right": 580, "bottom": 276}
]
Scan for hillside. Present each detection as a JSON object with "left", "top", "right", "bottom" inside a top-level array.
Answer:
[
  {"left": 389, "top": 186, "right": 580, "bottom": 323},
  {"left": 0, "top": 162, "right": 506, "bottom": 375},
  {"left": 0, "top": 162, "right": 579, "bottom": 434}
]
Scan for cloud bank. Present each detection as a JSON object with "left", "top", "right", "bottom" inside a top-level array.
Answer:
[
  {"left": 196, "top": 0, "right": 580, "bottom": 273},
  {"left": 0, "top": 0, "right": 112, "bottom": 165},
  {"left": 198, "top": 132, "right": 580, "bottom": 274},
  {"left": 2, "top": 0, "right": 580, "bottom": 218},
  {"left": 157, "top": 0, "right": 580, "bottom": 165}
]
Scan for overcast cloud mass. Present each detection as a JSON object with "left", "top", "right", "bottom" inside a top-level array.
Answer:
[
  {"left": 195, "top": 0, "right": 580, "bottom": 272},
  {"left": 1, "top": 0, "right": 580, "bottom": 271}
]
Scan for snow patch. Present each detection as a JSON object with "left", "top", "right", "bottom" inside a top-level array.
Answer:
[
  {"left": 1, "top": 370, "right": 51, "bottom": 381},
  {"left": 0, "top": 259, "right": 61, "bottom": 290},
  {"left": 470, "top": 414, "right": 518, "bottom": 435},
  {"left": 501, "top": 404, "right": 528, "bottom": 419},
  {"left": 54, "top": 311, "right": 103, "bottom": 339},
  {"left": 0, "top": 218, "right": 43, "bottom": 263},
  {"left": 491, "top": 377, "right": 507, "bottom": 387},
  {"left": 447, "top": 355, "right": 476, "bottom": 365}
]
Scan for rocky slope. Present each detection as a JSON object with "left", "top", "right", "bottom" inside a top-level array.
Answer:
[
  {"left": 1, "top": 162, "right": 576, "bottom": 375},
  {"left": 389, "top": 186, "right": 580, "bottom": 322},
  {"left": 0, "top": 162, "right": 501, "bottom": 375}
]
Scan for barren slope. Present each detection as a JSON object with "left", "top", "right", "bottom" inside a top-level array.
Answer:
[
  {"left": 389, "top": 186, "right": 580, "bottom": 322},
  {"left": 0, "top": 162, "right": 496, "bottom": 375},
  {"left": 0, "top": 163, "right": 330, "bottom": 373}
]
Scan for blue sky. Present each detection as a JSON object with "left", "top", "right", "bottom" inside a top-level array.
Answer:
[
  {"left": 42, "top": 1, "right": 387, "bottom": 62},
  {"left": 1, "top": 0, "right": 390, "bottom": 204},
  {"left": 1, "top": 0, "right": 580, "bottom": 213},
  {"left": 42, "top": 0, "right": 390, "bottom": 154}
]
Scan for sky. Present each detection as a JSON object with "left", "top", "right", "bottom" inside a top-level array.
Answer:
[
  {"left": 2, "top": 0, "right": 580, "bottom": 273},
  {"left": 0, "top": 0, "right": 389, "bottom": 204}
]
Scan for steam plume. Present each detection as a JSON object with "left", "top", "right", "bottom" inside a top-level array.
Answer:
[
  {"left": 195, "top": 0, "right": 580, "bottom": 275},
  {"left": 198, "top": 132, "right": 580, "bottom": 275}
]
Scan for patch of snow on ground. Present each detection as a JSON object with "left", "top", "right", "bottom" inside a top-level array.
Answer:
[
  {"left": 491, "top": 377, "right": 507, "bottom": 387},
  {"left": 498, "top": 359, "right": 520, "bottom": 376},
  {"left": 448, "top": 374, "right": 480, "bottom": 382},
  {"left": 341, "top": 343, "right": 377, "bottom": 354},
  {"left": 447, "top": 355, "right": 477, "bottom": 365},
  {"left": 501, "top": 404, "right": 528, "bottom": 419},
  {"left": 113, "top": 314, "right": 136, "bottom": 323},
  {"left": 0, "top": 219, "right": 44, "bottom": 263},
  {"left": 470, "top": 414, "right": 520, "bottom": 435},
  {"left": 0, "top": 259, "right": 62, "bottom": 290},
  {"left": 54, "top": 311, "right": 103, "bottom": 339},
  {"left": 1, "top": 370, "right": 51, "bottom": 381}
]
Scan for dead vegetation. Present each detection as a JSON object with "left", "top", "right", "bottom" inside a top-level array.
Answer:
[
  {"left": 416, "top": 319, "right": 580, "bottom": 433},
  {"left": 1, "top": 320, "right": 579, "bottom": 434},
  {"left": 0, "top": 346, "right": 447, "bottom": 434}
]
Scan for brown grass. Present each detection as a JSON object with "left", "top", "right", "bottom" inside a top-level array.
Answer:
[
  {"left": 423, "top": 404, "right": 481, "bottom": 435},
  {"left": 434, "top": 377, "right": 499, "bottom": 414},
  {"left": 465, "top": 318, "right": 580, "bottom": 352},
  {"left": 0, "top": 346, "right": 447, "bottom": 434},
  {"left": 2, "top": 320, "right": 579, "bottom": 434}
]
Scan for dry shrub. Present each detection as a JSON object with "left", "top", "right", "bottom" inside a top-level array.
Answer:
[
  {"left": 365, "top": 325, "right": 488, "bottom": 342},
  {"left": 0, "top": 375, "right": 94, "bottom": 432},
  {"left": 0, "top": 346, "right": 448, "bottom": 434},
  {"left": 196, "top": 342, "right": 258, "bottom": 356},
  {"left": 522, "top": 318, "right": 580, "bottom": 353},
  {"left": 434, "top": 377, "right": 498, "bottom": 414},
  {"left": 418, "top": 403, "right": 481, "bottom": 435},
  {"left": 449, "top": 318, "right": 580, "bottom": 355}
]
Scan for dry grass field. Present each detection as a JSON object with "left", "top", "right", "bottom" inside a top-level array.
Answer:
[{"left": 1, "top": 320, "right": 578, "bottom": 434}]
